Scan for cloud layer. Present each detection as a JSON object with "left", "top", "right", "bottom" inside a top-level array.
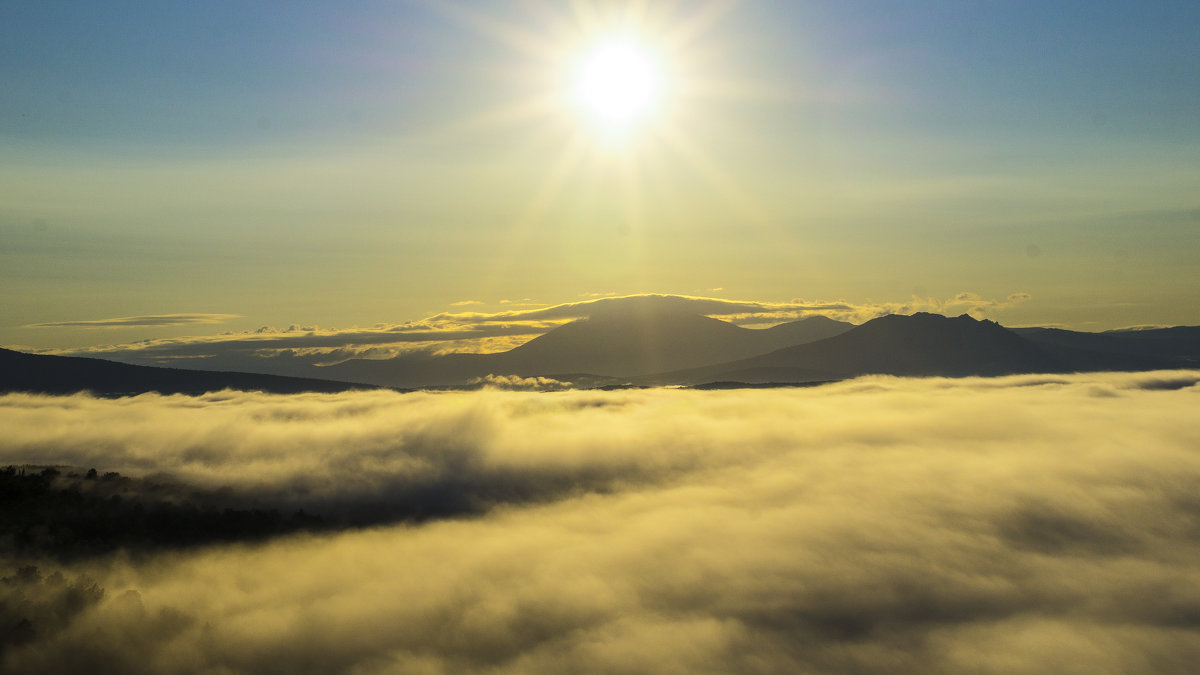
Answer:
[{"left": 3, "top": 371, "right": 1198, "bottom": 674}]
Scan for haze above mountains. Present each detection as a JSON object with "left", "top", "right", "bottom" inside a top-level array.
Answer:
[{"left": 3, "top": 308, "right": 1197, "bottom": 396}]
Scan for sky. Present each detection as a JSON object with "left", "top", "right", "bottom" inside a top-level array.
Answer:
[{"left": 3, "top": 0, "right": 1198, "bottom": 355}]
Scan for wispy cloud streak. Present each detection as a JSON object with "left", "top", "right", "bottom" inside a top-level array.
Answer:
[{"left": 26, "top": 314, "right": 240, "bottom": 328}]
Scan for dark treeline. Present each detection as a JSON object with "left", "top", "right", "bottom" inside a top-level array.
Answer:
[
  {"left": 1, "top": 461, "right": 627, "bottom": 565},
  {"left": 0, "top": 466, "right": 329, "bottom": 660},
  {"left": 0, "top": 466, "right": 327, "bottom": 561}
]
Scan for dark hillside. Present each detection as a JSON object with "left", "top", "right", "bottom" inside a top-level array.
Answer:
[{"left": 0, "top": 348, "right": 376, "bottom": 396}]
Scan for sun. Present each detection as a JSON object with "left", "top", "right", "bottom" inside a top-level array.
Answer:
[{"left": 571, "top": 39, "right": 663, "bottom": 133}]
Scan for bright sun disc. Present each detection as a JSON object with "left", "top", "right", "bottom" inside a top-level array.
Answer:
[{"left": 573, "top": 41, "right": 662, "bottom": 131}]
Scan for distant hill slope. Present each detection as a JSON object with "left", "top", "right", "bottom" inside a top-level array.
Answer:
[
  {"left": 501, "top": 311, "right": 852, "bottom": 376},
  {"left": 762, "top": 314, "right": 853, "bottom": 345},
  {"left": 321, "top": 313, "right": 854, "bottom": 387},
  {"left": 640, "top": 313, "right": 1187, "bottom": 385},
  {"left": 0, "top": 348, "right": 379, "bottom": 397},
  {"left": 1015, "top": 326, "right": 1200, "bottom": 367}
]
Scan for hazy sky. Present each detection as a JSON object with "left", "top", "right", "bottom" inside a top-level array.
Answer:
[{"left": 3, "top": 0, "right": 1198, "bottom": 350}]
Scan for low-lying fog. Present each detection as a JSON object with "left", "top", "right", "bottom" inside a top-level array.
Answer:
[{"left": 3, "top": 371, "right": 1199, "bottom": 674}]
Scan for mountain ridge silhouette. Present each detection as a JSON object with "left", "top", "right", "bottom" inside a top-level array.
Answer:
[
  {"left": 4, "top": 312, "right": 1194, "bottom": 394},
  {"left": 0, "top": 348, "right": 381, "bottom": 397},
  {"left": 633, "top": 312, "right": 1188, "bottom": 385}
]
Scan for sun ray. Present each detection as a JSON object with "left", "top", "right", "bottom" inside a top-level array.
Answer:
[
  {"left": 479, "top": 128, "right": 591, "bottom": 290},
  {"left": 428, "top": 1, "right": 567, "bottom": 62}
]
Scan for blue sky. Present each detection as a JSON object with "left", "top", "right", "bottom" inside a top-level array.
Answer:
[{"left": 5, "top": 1, "right": 1195, "bottom": 146}]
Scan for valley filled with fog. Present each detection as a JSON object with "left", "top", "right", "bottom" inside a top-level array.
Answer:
[{"left": 3, "top": 372, "right": 1200, "bottom": 674}]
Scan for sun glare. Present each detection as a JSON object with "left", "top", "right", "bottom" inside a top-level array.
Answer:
[{"left": 572, "top": 40, "right": 663, "bottom": 132}]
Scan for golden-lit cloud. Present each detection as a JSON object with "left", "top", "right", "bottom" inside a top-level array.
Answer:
[
  {"left": 2, "top": 371, "right": 1199, "bottom": 673},
  {"left": 31, "top": 322, "right": 559, "bottom": 369},
  {"left": 467, "top": 374, "right": 574, "bottom": 391}
]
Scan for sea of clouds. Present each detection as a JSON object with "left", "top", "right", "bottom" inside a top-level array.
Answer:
[{"left": 2, "top": 371, "right": 1200, "bottom": 674}]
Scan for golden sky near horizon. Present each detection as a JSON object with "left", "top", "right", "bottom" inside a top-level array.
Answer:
[{"left": 2, "top": 0, "right": 1197, "bottom": 352}]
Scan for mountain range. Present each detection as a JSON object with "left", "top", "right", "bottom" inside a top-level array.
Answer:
[
  {"left": 638, "top": 313, "right": 1192, "bottom": 385},
  {"left": 319, "top": 312, "right": 853, "bottom": 387},
  {"left": 2, "top": 310, "right": 1196, "bottom": 396}
]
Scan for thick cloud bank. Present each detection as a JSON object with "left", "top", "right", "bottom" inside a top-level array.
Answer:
[{"left": 2, "top": 372, "right": 1200, "bottom": 674}]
